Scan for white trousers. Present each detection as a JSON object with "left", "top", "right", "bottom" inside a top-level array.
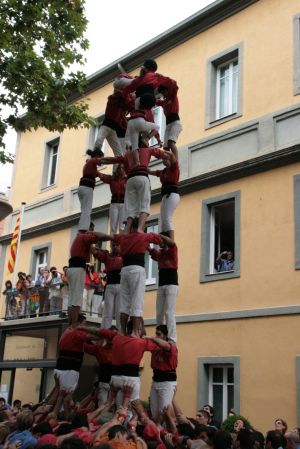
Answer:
[
  {"left": 156, "top": 284, "right": 178, "bottom": 343},
  {"left": 68, "top": 267, "right": 85, "bottom": 307},
  {"left": 160, "top": 193, "right": 180, "bottom": 232},
  {"left": 125, "top": 176, "right": 151, "bottom": 219},
  {"left": 111, "top": 375, "right": 140, "bottom": 404},
  {"left": 125, "top": 118, "right": 159, "bottom": 150},
  {"left": 98, "top": 382, "right": 110, "bottom": 406},
  {"left": 110, "top": 203, "right": 126, "bottom": 235},
  {"left": 54, "top": 369, "right": 79, "bottom": 393},
  {"left": 150, "top": 381, "right": 177, "bottom": 421},
  {"left": 102, "top": 284, "right": 120, "bottom": 329},
  {"left": 120, "top": 265, "right": 145, "bottom": 316},
  {"left": 94, "top": 125, "right": 123, "bottom": 156},
  {"left": 78, "top": 185, "right": 93, "bottom": 231},
  {"left": 92, "top": 294, "right": 103, "bottom": 316},
  {"left": 83, "top": 288, "right": 94, "bottom": 315}
]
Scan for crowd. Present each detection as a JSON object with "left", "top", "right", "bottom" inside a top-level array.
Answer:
[{"left": 0, "top": 390, "right": 299, "bottom": 449}]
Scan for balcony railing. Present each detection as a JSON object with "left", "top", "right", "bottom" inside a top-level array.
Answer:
[{"left": 2, "top": 286, "right": 104, "bottom": 321}]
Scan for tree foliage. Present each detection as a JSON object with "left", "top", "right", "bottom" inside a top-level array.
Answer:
[{"left": 0, "top": 0, "right": 94, "bottom": 164}]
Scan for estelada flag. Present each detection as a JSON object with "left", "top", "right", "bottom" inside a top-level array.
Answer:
[{"left": 7, "top": 212, "right": 21, "bottom": 274}]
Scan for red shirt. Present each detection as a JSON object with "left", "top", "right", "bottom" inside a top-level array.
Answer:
[
  {"left": 82, "top": 158, "right": 102, "bottom": 180},
  {"left": 95, "top": 249, "right": 123, "bottom": 272},
  {"left": 59, "top": 328, "right": 88, "bottom": 352},
  {"left": 84, "top": 342, "right": 112, "bottom": 365},
  {"left": 84, "top": 272, "right": 100, "bottom": 289},
  {"left": 151, "top": 343, "right": 178, "bottom": 371},
  {"left": 149, "top": 244, "right": 178, "bottom": 270},
  {"left": 70, "top": 232, "right": 98, "bottom": 261},
  {"left": 154, "top": 160, "right": 180, "bottom": 186},
  {"left": 156, "top": 96, "right": 179, "bottom": 116},
  {"left": 114, "top": 232, "right": 162, "bottom": 256},
  {"left": 115, "top": 147, "right": 165, "bottom": 176},
  {"left": 99, "top": 330, "right": 157, "bottom": 366},
  {"left": 99, "top": 174, "right": 126, "bottom": 197},
  {"left": 122, "top": 71, "right": 161, "bottom": 97},
  {"left": 104, "top": 91, "right": 134, "bottom": 130},
  {"left": 156, "top": 76, "right": 179, "bottom": 116}
]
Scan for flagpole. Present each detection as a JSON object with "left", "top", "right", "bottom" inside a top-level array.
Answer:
[{"left": 12, "top": 202, "right": 26, "bottom": 286}]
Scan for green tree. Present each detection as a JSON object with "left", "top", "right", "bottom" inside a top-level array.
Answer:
[{"left": 0, "top": 0, "right": 94, "bottom": 164}]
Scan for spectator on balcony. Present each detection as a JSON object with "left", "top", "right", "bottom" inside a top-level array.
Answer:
[
  {"left": 16, "top": 272, "right": 29, "bottom": 317},
  {"left": 83, "top": 264, "right": 100, "bottom": 316},
  {"left": 2, "top": 280, "right": 18, "bottom": 319},
  {"left": 35, "top": 267, "right": 49, "bottom": 316},
  {"left": 61, "top": 266, "right": 69, "bottom": 312},
  {"left": 47, "top": 266, "right": 62, "bottom": 314}
]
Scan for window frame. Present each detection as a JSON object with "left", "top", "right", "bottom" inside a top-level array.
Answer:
[
  {"left": 197, "top": 356, "right": 240, "bottom": 416},
  {"left": 41, "top": 137, "right": 60, "bottom": 191},
  {"left": 29, "top": 243, "right": 52, "bottom": 279},
  {"left": 208, "top": 364, "right": 234, "bottom": 422},
  {"left": 200, "top": 191, "right": 240, "bottom": 283},
  {"left": 205, "top": 43, "right": 243, "bottom": 129},
  {"left": 293, "top": 13, "right": 300, "bottom": 96},
  {"left": 144, "top": 216, "right": 160, "bottom": 291},
  {"left": 215, "top": 57, "right": 239, "bottom": 120}
]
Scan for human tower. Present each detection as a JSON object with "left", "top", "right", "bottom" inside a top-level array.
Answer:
[{"left": 53, "top": 58, "right": 182, "bottom": 421}]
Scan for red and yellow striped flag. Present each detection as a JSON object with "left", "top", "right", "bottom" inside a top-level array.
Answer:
[{"left": 7, "top": 212, "right": 21, "bottom": 274}]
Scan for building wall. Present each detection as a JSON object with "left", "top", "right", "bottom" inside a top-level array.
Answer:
[
  {"left": 9, "top": 0, "right": 300, "bottom": 209},
  {"left": 141, "top": 314, "right": 300, "bottom": 433}
]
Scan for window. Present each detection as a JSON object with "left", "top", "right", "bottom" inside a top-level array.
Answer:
[
  {"left": 208, "top": 365, "right": 234, "bottom": 423},
  {"left": 197, "top": 357, "right": 240, "bottom": 421},
  {"left": 200, "top": 191, "right": 240, "bottom": 282},
  {"left": 149, "top": 106, "right": 166, "bottom": 147},
  {"left": 293, "top": 13, "right": 300, "bottom": 95},
  {"left": 145, "top": 222, "right": 159, "bottom": 286},
  {"left": 41, "top": 138, "right": 59, "bottom": 189},
  {"left": 216, "top": 59, "right": 238, "bottom": 119},
  {"left": 209, "top": 201, "right": 235, "bottom": 274},
  {"left": 29, "top": 243, "right": 51, "bottom": 279},
  {"left": 35, "top": 249, "right": 48, "bottom": 278},
  {"left": 205, "top": 43, "right": 243, "bottom": 128}
]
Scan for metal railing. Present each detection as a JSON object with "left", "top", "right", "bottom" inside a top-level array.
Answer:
[{"left": 2, "top": 285, "right": 105, "bottom": 320}]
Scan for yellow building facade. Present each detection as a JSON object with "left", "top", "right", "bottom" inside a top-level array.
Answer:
[{"left": 1, "top": 0, "right": 300, "bottom": 431}]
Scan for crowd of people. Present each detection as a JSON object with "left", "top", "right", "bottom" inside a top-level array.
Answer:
[
  {"left": 2, "top": 265, "right": 106, "bottom": 320},
  {"left": 0, "top": 390, "right": 299, "bottom": 449}
]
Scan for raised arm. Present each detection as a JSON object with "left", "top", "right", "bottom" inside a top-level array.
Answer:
[{"left": 149, "top": 336, "right": 171, "bottom": 351}]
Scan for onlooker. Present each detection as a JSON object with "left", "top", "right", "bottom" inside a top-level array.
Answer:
[
  {"left": 266, "top": 430, "right": 287, "bottom": 449},
  {"left": 2, "top": 280, "right": 18, "bottom": 319},
  {"left": 61, "top": 266, "right": 69, "bottom": 312},
  {"left": 8, "top": 410, "right": 37, "bottom": 449},
  {"left": 47, "top": 266, "right": 62, "bottom": 314},
  {"left": 16, "top": 272, "right": 28, "bottom": 316},
  {"left": 35, "top": 267, "right": 49, "bottom": 315},
  {"left": 215, "top": 250, "right": 234, "bottom": 272},
  {"left": 83, "top": 264, "right": 100, "bottom": 316},
  {"left": 275, "top": 419, "right": 288, "bottom": 435}
]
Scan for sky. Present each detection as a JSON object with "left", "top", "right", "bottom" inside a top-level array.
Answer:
[{"left": 0, "top": 0, "right": 215, "bottom": 193}]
